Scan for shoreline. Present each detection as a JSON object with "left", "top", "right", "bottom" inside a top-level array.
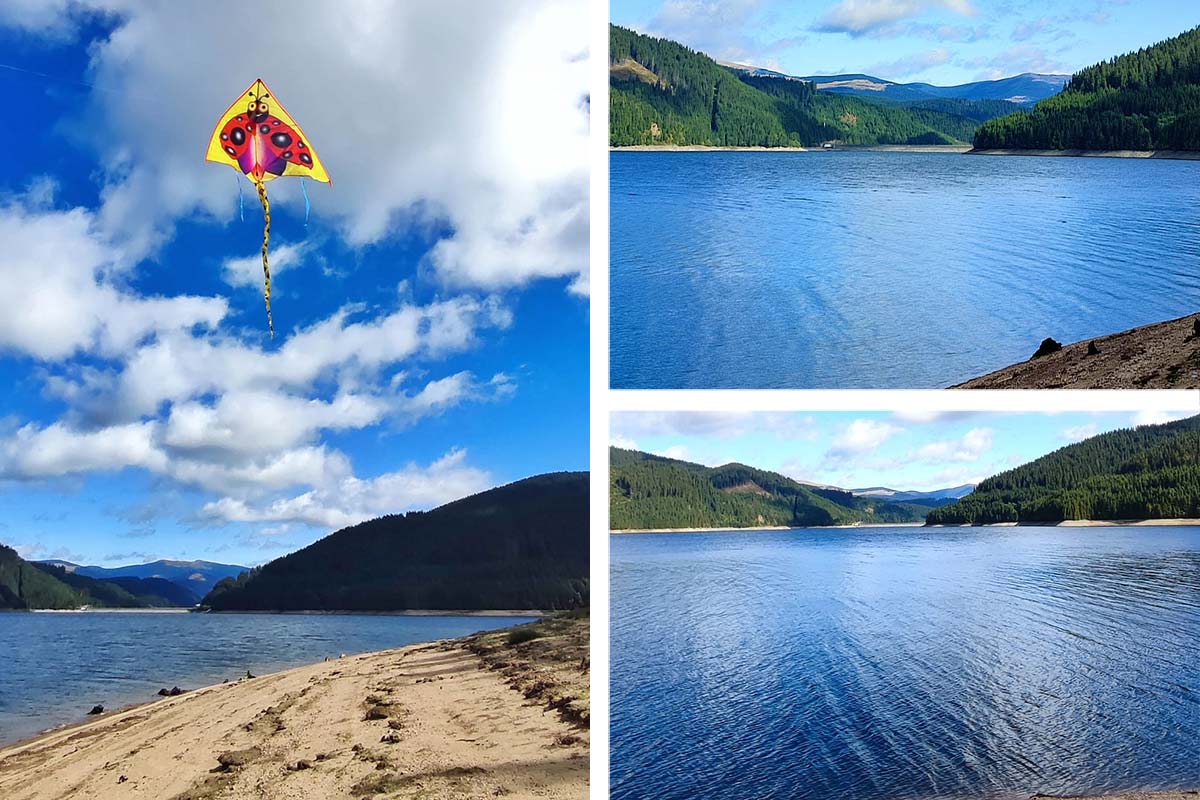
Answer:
[
  {"left": 953, "top": 312, "right": 1200, "bottom": 389},
  {"left": 613, "top": 519, "right": 1200, "bottom": 534},
  {"left": 612, "top": 522, "right": 927, "bottom": 534},
  {"left": 970, "top": 148, "right": 1200, "bottom": 160},
  {"left": 610, "top": 144, "right": 970, "bottom": 153},
  {"left": 0, "top": 616, "right": 588, "bottom": 799}
]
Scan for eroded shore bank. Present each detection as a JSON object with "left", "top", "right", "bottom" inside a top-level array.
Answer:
[
  {"left": 954, "top": 312, "right": 1200, "bottom": 389},
  {"left": 0, "top": 614, "right": 589, "bottom": 800}
]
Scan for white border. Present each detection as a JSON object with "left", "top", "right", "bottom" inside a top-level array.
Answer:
[{"left": 588, "top": 0, "right": 611, "bottom": 793}]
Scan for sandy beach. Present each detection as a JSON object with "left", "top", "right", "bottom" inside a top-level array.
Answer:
[
  {"left": 0, "top": 614, "right": 589, "bottom": 799},
  {"left": 954, "top": 312, "right": 1200, "bottom": 389}
]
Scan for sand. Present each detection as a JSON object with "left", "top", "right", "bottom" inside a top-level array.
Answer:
[
  {"left": 0, "top": 615, "right": 589, "bottom": 800},
  {"left": 953, "top": 312, "right": 1200, "bottom": 389}
]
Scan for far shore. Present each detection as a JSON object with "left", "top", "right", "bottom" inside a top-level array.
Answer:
[
  {"left": 612, "top": 522, "right": 927, "bottom": 534},
  {"left": 614, "top": 519, "right": 1200, "bottom": 534},
  {"left": 610, "top": 144, "right": 971, "bottom": 153},
  {"left": 0, "top": 615, "right": 589, "bottom": 800},
  {"left": 14, "top": 607, "right": 543, "bottom": 616},
  {"left": 611, "top": 144, "right": 1200, "bottom": 160},
  {"left": 970, "top": 148, "right": 1200, "bottom": 160}
]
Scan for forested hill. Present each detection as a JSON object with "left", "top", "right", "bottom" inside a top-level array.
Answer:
[
  {"left": 202, "top": 473, "right": 589, "bottom": 612},
  {"left": 610, "top": 448, "right": 928, "bottom": 530},
  {"left": 926, "top": 416, "right": 1200, "bottom": 525},
  {"left": 610, "top": 25, "right": 1000, "bottom": 147},
  {"left": 974, "top": 25, "right": 1200, "bottom": 150},
  {"left": 1, "top": 545, "right": 196, "bottom": 609}
]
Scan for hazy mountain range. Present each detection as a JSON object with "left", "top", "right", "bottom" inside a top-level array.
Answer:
[{"left": 719, "top": 62, "right": 1069, "bottom": 105}]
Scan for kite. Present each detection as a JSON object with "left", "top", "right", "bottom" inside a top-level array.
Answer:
[{"left": 206, "top": 78, "right": 330, "bottom": 336}]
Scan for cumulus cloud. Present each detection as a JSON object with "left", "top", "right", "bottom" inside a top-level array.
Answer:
[
  {"left": 9, "top": 0, "right": 588, "bottom": 293},
  {"left": 0, "top": 203, "right": 227, "bottom": 361},
  {"left": 1132, "top": 410, "right": 1195, "bottom": 427},
  {"left": 611, "top": 411, "right": 817, "bottom": 441},
  {"left": 201, "top": 448, "right": 491, "bottom": 529},
  {"left": 222, "top": 242, "right": 310, "bottom": 289},
  {"left": 912, "top": 427, "right": 993, "bottom": 462},
  {"left": 1061, "top": 423, "right": 1099, "bottom": 442},
  {"left": 0, "top": 421, "right": 165, "bottom": 479},
  {"left": 814, "top": 0, "right": 975, "bottom": 36},
  {"left": 829, "top": 419, "right": 903, "bottom": 456}
]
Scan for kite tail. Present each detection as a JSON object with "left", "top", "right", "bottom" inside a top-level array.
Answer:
[{"left": 255, "top": 177, "right": 274, "bottom": 338}]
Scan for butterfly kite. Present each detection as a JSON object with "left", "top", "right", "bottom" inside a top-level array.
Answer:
[{"left": 206, "top": 79, "right": 330, "bottom": 336}]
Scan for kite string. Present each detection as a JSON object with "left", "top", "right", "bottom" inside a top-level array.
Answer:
[
  {"left": 300, "top": 177, "right": 310, "bottom": 227},
  {"left": 237, "top": 173, "right": 244, "bottom": 222},
  {"left": 254, "top": 177, "right": 275, "bottom": 339}
]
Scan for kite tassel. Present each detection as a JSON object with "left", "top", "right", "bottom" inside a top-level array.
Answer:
[
  {"left": 254, "top": 177, "right": 274, "bottom": 338},
  {"left": 236, "top": 172, "right": 244, "bottom": 222},
  {"left": 301, "top": 176, "right": 311, "bottom": 227}
]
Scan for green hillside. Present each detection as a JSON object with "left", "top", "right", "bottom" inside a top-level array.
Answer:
[
  {"left": 609, "top": 25, "right": 987, "bottom": 147},
  {"left": 975, "top": 26, "right": 1200, "bottom": 150},
  {"left": 0, "top": 546, "right": 200, "bottom": 610},
  {"left": 610, "top": 448, "right": 928, "bottom": 530},
  {"left": 0, "top": 544, "right": 84, "bottom": 609},
  {"left": 202, "top": 472, "right": 589, "bottom": 612},
  {"left": 927, "top": 416, "right": 1200, "bottom": 525}
]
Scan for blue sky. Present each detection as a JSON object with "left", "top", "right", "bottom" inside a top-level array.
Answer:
[
  {"left": 611, "top": 411, "right": 1198, "bottom": 492},
  {"left": 0, "top": 1, "right": 588, "bottom": 568},
  {"left": 611, "top": 0, "right": 1200, "bottom": 84}
]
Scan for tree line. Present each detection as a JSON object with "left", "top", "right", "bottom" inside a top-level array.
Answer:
[
  {"left": 974, "top": 26, "right": 1200, "bottom": 151},
  {"left": 927, "top": 417, "right": 1200, "bottom": 524}
]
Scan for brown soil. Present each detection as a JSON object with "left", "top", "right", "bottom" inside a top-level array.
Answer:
[{"left": 953, "top": 313, "right": 1200, "bottom": 389}]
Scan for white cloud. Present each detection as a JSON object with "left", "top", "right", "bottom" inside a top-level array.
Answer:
[
  {"left": 829, "top": 419, "right": 902, "bottom": 455},
  {"left": 11, "top": 0, "right": 588, "bottom": 294},
  {"left": 814, "top": 0, "right": 975, "bottom": 36},
  {"left": 1132, "top": 410, "right": 1195, "bottom": 427},
  {"left": 610, "top": 434, "right": 640, "bottom": 450},
  {"left": 201, "top": 448, "right": 491, "bottom": 529},
  {"left": 913, "top": 427, "right": 993, "bottom": 462},
  {"left": 655, "top": 445, "right": 693, "bottom": 461},
  {"left": 1061, "top": 423, "right": 1099, "bottom": 442},
  {"left": 222, "top": 242, "right": 309, "bottom": 289},
  {"left": 0, "top": 421, "right": 165, "bottom": 478},
  {"left": 611, "top": 411, "right": 817, "bottom": 441},
  {"left": 0, "top": 203, "right": 227, "bottom": 361}
]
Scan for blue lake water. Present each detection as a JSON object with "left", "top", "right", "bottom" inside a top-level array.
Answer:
[
  {"left": 0, "top": 612, "right": 531, "bottom": 745},
  {"left": 610, "top": 526, "right": 1200, "bottom": 800},
  {"left": 610, "top": 151, "right": 1200, "bottom": 388}
]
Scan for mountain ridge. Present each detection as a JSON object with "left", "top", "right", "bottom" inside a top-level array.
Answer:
[
  {"left": 610, "top": 448, "right": 929, "bottom": 530},
  {"left": 202, "top": 472, "right": 589, "bottom": 612},
  {"left": 926, "top": 416, "right": 1200, "bottom": 524}
]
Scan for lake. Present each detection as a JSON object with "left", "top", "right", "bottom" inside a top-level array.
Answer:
[
  {"left": 0, "top": 612, "right": 532, "bottom": 745},
  {"left": 610, "top": 526, "right": 1200, "bottom": 800},
  {"left": 610, "top": 151, "right": 1200, "bottom": 388}
]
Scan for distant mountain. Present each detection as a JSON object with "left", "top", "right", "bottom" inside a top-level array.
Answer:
[
  {"left": 611, "top": 25, "right": 995, "bottom": 147},
  {"left": 58, "top": 560, "right": 248, "bottom": 600},
  {"left": 1, "top": 545, "right": 84, "bottom": 609},
  {"left": 975, "top": 25, "right": 1200, "bottom": 151},
  {"left": 2, "top": 546, "right": 200, "bottom": 609},
  {"left": 790, "top": 72, "right": 1068, "bottom": 105},
  {"left": 927, "top": 416, "right": 1200, "bottom": 525},
  {"left": 610, "top": 448, "right": 929, "bottom": 530},
  {"left": 202, "top": 473, "right": 589, "bottom": 612},
  {"left": 852, "top": 485, "right": 975, "bottom": 507}
]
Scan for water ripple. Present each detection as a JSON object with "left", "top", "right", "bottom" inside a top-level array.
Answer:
[
  {"left": 611, "top": 526, "right": 1200, "bottom": 800},
  {"left": 611, "top": 152, "right": 1200, "bottom": 388}
]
